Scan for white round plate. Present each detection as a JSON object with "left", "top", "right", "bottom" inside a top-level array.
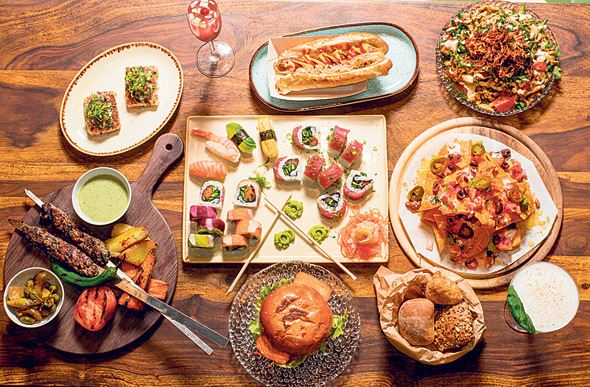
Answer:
[{"left": 60, "top": 42, "right": 183, "bottom": 156}]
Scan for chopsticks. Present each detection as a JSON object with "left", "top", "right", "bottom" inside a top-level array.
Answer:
[
  {"left": 225, "top": 194, "right": 293, "bottom": 295},
  {"left": 262, "top": 194, "right": 356, "bottom": 281}
]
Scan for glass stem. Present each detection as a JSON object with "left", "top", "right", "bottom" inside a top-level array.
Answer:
[{"left": 209, "top": 41, "right": 220, "bottom": 62}]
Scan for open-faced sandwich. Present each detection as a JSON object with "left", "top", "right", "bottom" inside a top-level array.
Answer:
[
  {"left": 83, "top": 91, "right": 121, "bottom": 136},
  {"left": 125, "top": 65, "right": 159, "bottom": 108},
  {"left": 248, "top": 271, "right": 348, "bottom": 368},
  {"left": 273, "top": 32, "right": 392, "bottom": 95}
]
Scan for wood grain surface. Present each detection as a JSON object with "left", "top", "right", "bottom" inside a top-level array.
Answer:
[{"left": 2, "top": 0, "right": 590, "bottom": 386}]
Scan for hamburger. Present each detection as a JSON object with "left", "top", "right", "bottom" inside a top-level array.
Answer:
[{"left": 248, "top": 272, "right": 348, "bottom": 368}]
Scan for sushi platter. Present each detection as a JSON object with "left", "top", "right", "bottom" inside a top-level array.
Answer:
[{"left": 182, "top": 115, "right": 389, "bottom": 264}]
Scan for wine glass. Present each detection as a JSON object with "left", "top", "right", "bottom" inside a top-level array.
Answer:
[{"left": 187, "top": 0, "right": 235, "bottom": 77}]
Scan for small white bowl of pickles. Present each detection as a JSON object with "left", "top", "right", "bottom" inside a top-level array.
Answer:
[
  {"left": 4, "top": 267, "right": 64, "bottom": 328},
  {"left": 72, "top": 167, "right": 132, "bottom": 226}
]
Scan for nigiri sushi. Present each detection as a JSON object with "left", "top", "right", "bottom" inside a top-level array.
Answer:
[
  {"left": 222, "top": 234, "right": 249, "bottom": 253},
  {"left": 226, "top": 122, "right": 256, "bottom": 153},
  {"left": 198, "top": 180, "right": 224, "bottom": 209},
  {"left": 188, "top": 233, "right": 215, "bottom": 249},
  {"left": 190, "top": 129, "right": 240, "bottom": 163},
  {"left": 339, "top": 139, "right": 363, "bottom": 168},
  {"left": 317, "top": 191, "right": 348, "bottom": 220},
  {"left": 226, "top": 208, "right": 254, "bottom": 222},
  {"left": 273, "top": 156, "right": 302, "bottom": 182},
  {"left": 303, "top": 154, "right": 326, "bottom": 183},
  {"left": 189, "top": 160, "right": 227, "bottom": 180},
  {"left": 197, "top": 218, "right": 226, "bottom": 237},
  {"left": 328, "top": 125, "right": 350, "bottom": 157},
  {"left": 292, "top": 125, "right": 320, "bottom": 150},
  {"left": 235, "top": 219, "right": 262, "bottom": 240},
  {"left": 190, "top": 205, "right": 217, "bottom": 221},
  {"left": 257, "top": 117, "right": 279, "bottom": 158},
  {"left": 343, "top": 170, "right": 374, "bottom": 201},
  {"left": 318, "top": 164, "right": 343, "bottom": 189}
]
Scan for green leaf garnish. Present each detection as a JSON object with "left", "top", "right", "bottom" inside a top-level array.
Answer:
[{"left": 507, "top": 285, "right": 537, "bottom": 334}]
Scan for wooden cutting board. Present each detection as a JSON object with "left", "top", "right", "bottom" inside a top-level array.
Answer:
[
  {"left": 389, "top": 118, "right": 563, "bottom": 289},
  {"left": 4, "top": 133, "right": 183, "bottom": 354}
]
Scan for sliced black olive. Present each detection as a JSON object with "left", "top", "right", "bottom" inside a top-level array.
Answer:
[
  {"left": 447, "top": 216, "right": 455, "bottom": 225},
  {"left": 470, "top": 160, "right": 479, "bottom": 168},
  {"left": 492, "top": 234, "right": 501, "bottom": 245},
  {"left": 432, "top": 181, "right": 440, "bottom": 195},
  {"left": 501, "top": 149, "right": 511, "bottom": 159},
  {"left": 458, "top": 224, "right": 474, "bottom": 239},
  {"left": 456, "top": 189, "right": 466, "bottom": 200},
  {"left": 495, "top": 201, "right": 503, "bottom": 215},
  {"left": 501, "top": 160, "right": 510, "bottom": 170}
]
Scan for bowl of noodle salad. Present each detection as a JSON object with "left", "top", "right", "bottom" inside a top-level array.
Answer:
[{"left": 436, "top": 1, "right": 561, "bottom": 116}]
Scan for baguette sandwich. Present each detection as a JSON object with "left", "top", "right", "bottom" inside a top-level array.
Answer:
[{"left": 273, "top": 32, "right": 393, "bottom": 95}]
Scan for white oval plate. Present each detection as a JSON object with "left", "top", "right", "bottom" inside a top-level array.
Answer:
[{"left": 60, "top": 42, "right": 183, "bottom": 156}]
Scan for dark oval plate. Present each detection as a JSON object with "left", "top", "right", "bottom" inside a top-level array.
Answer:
[{"left": 250, "top": 22, "right": 420, "bottom": 112}]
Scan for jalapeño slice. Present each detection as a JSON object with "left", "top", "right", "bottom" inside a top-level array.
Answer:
[
  {"left": 430, "top": 156, "right": 449, "bottom": 175},
  {"left": 508, "top": 188, "right": 524, "bottom": 203},
  {"left": 472, "top": 176, "right": 492, "bottom": 190},
  {"left": 471, "top": 141, "right": 485, "bottom": 156},
  {"left": 408, "top": 186, "right": 425, "bottom": 202}
]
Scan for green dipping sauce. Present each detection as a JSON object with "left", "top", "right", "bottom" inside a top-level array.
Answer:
[{"left": 78, "top": 174, "right": 129, "bottom": 223}]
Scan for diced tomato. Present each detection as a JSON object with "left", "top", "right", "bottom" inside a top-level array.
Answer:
[
  {"left": 466, "top": 259, "right": 478, "bottom": 269},
  {"left": 456, "top": 84, "right": 467, "bottom": 94},
  {"left": 492, "top": 95, "right": 515, "bottom": 112},
  {"left": 532, "top": 62, "right": 548, "bottom": 72},
  {"left": 519, "top": 81, "right": 531, "bottom": 92}
]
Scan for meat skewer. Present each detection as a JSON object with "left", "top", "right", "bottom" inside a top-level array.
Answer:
[
  {"left": 25, "top": 189, "right": 111, "bottom": 266},
  {"left": 8, "top": 219, "right": 100, "bottom": 277}
]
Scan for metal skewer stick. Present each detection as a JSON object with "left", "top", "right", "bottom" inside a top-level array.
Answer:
[
  {"left": 23, "top": 189, "right": 217, "bottom": 355},
  {"left": 226, "top": 193, "right": 292, "bottom": 295},
  {"left": 262, "top": 193, "right": 357, "bottom": 281}
]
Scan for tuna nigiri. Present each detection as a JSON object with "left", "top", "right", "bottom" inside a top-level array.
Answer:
[
  {"left": 189, "top": 160, "right": 227, "bottom": 180},
  {"left": 328, "top": 125, "right": 350, "bottom": 157},
  {"left": 339, "top": 139, "right": 363, "bottom": 168},
  {"left": 303, "top": 154, "right": 325, "bottom": 183},
  {"left": 318, "top": 164, "right": 343, "bottom": 189},
  {"left": 190, "top": 129, "right": 240, "bottom": 163}
]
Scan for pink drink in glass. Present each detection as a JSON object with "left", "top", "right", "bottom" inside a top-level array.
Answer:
[{"left": 187, "top": 0, "right": 221, "bottom": 43}]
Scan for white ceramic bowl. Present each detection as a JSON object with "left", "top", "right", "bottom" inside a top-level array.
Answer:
[
  {"left": 4, "top": 267, "right": 64, "bottom": 328},
  {"left": 72, "top": 167, "right": 131, "bottom": 226}
]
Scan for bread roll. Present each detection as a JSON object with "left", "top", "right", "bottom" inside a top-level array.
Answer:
[
  {"left": 259, "top": 283, "right": 333, "bottom": 356},
  {"left": 433, "top": 301, "right": 475, "bottom": 352},
  {"left": 425, "top": 271, "right": 462, "bottom": 305},
  {"left": 398, "top": 298, "right": 435, "bottom": 346}
]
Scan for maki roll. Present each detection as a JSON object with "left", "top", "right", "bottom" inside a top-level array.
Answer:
[
  {"left": 339, "top": 139, "right": 364, "bottom": 168},
  {"left": 233, "top": 179, "right": 261, "bottom": 208},
  {"left": 222, "top": 234, "right": 249, "bottom": 253},
  {"left": 343, "top": 170, "right": 374, "bottom": 200},
  {"left": 199, "top": 180, "right": 224, "bottom": 209},
  {"left": 226, "top": 122, "right": 257, "bottom": 153},
  {"left": 327, "top": 125, "right": 350, "bottom": 157},
  {"left": 292, "top": 125, "right": 320, "bottom": 150},
  {"left": 197, "top": 218, "right": 226, "bottom": 237},
  {"left": 318, "top": 164, "right": 344, "bottom": 189},
  {"left": 226, "top": 208, "right": 254, "bottom": 222},
  {"left": 302, "top": 154, "right": 325, "bottom": 183},
  {"left": 189, "top": 205, "right": 217, "bottom": 222},
  {"left": 273, "top": 156, "right": 302, "bottom": 182},
  {"left": 235, "top": 219, "right": 262, "bottom": 240},
  {"left": 188, "top": 233, "right": 214, "bottom": 249},
  {"left": 317, "top": 191, "right": 348, "bottom": 220}
]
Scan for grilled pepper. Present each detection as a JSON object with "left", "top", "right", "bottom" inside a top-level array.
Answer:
[{"left": 51, "top": 259, "right": 117, "bottom": 287}]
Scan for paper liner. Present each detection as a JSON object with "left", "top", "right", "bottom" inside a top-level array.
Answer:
[{"left": 373, "top": 266, "right": 486, "bottom": 364}]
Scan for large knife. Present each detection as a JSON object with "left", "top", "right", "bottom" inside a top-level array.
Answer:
[{"left": 23, "top": 189, "right": 228, "bottom": 352}]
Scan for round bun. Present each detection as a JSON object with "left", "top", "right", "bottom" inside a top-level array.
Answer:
[
  {"left": 398, "top": 298, "right": 435, "bottom": 346},
  {"left": 259, "top": 283, "right": 333, "bottom": 356}
]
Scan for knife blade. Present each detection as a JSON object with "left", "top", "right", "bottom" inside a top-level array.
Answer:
[{"left": 24, "top": 189, "right": 228, "bottom": 350}]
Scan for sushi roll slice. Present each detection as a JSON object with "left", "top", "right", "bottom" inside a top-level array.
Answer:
[
  {"left": 197, "top": 218, "right": 226, "bottom": 237},
  {"left": 343, "top": 170, "right": 374, "bottom": 200},
  {"left": 273, "top": 156, "right": 302, "bottom": 182},
  {"left": 189, "top": 205, "right": 217, "bottom": 222},
  {"left": 317, "top": 191, "right": 348, "bottom": 220},
  {"left": 222, "top": 234, "right": 249, "bottom": 253},
  {"left": 327, "top": 125, "right": 350, "bottom": 157},
  {"left": 292, "top": 125, "right": 320, "bottom": 150},
  {"left": 339, "top": 139, "right": 364, "bottom": 169},
  {"left": 233, "top": 179, "right": 261, "bottom": 208},
  {"left": 226, "top": 208, "right": 254, "bottom": 223},
  {"left": 188, "top": 233, "right": 215, "bottom": 249},
  {"left": 302, "top": 154, "right": 326, "bottom": 183},
  {"left": 318, "top": 164, "right": 344, "bottom": 190},
  {"left": 198, "top": 180, "right": 224, "bottom": 209},
  {"left": 235, "top": 219, "right": 262, "bottom": 240}
]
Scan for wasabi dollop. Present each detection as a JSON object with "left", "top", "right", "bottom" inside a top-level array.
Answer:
[
  {"left": 274, "top": 229, "right": 295, "bottom": 249},
  {"left": 283, "top": 199, "right": 303, "bottom": 219},
  {"left": 308, "top": 225, "right": 330, "bottom": 244}
]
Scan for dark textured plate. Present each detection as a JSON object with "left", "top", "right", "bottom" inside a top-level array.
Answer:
[
  {"left": 250, "top": 22, "right": 419, "bottom": 112},
  {"left": 229, "top": 261, "right": 360, "bottom": 387}
]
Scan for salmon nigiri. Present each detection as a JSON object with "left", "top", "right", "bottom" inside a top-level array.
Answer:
[
  {"left": 189, "top": 160, "right": 227, "bottom": 180},
  {"left": 190, "top": 129, "right": 241, "bottom": 163}
]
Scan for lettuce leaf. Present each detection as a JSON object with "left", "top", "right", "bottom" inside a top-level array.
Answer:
[
  {"left": 248, "top": 279, "right": 292, "bottom": 340},
  {"left": 330, "top": 310, "right": 348, "bottom": 339}
]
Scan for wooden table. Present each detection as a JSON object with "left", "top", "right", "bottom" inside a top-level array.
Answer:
[{"left": 2, "top": 1, "right": 590, "bottom": 385}]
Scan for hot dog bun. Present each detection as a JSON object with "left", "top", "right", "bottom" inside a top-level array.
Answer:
[{"left": 273, "top": 32, "right": 393, "bottom": 95}]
